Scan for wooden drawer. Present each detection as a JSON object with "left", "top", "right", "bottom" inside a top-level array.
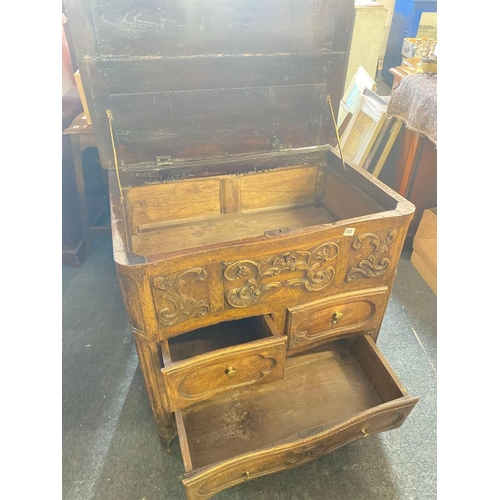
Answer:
[
  {"left": 160, "top": 316, "right": 285, "bottom": 411},
  {"left": 286, "top": 287, "right": 389, "bottom": 354},
  {"left": 176, "top": 335, "right": 418, "bottom": 500}
]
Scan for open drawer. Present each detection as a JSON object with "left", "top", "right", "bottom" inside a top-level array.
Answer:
[
  {"left": 175, "top": 335, "right": 418, "bottom": 500},
  {"left": 160, "top": 316, "right": 286, "bottom": 411}
]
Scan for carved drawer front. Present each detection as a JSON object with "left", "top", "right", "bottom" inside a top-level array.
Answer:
[
  {"left": 286, "top": 287, "right": 388, "bottom": 354},
  {"left": 161, "top": 316, "right": 285, "bottom": 411}
]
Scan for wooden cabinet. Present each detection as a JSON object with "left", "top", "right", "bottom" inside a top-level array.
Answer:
[{"left": 64, "top": 0, "right": 418, "bottom": 497}]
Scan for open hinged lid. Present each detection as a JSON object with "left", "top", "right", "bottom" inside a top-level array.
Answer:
[{"left": 64, "top": 0, "right": 355, "bottom": 170}]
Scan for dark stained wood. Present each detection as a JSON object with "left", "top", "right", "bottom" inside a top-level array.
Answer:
[
  {"left": 166, "top": 317, "right": 276, "bottom": 363},
  {"left": 64, "top": 0, "right": 354, "bottom": 168},
  {"left": 109, "top": 84, "right": 326, "bottom": 163},
  {"left": 119, "top": 147, "right": 329, "bottom": 187},
  {"left": 89, "top": 0, "right": 341, "bottom": 57},
  {"left": 104, "top": 54, "right": 334, "bottom": 94}
]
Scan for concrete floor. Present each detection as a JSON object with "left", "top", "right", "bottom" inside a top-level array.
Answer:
[{"left": 62, "top": 233, "right": 437, "bottom": 500}]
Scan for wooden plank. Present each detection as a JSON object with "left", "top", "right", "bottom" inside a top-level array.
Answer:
[
  {"left": 326, "top": 151, "right": 401, "bottom": 210},
  {"left": 127, "top": 178, "right": 222, "bottom": 233},
  {"left": 350, "top": 335, "right": 407, "bottom": 402},
  {"left": 109, "top": 85, "right": 326, "bottom": 163},
  {"left": 322, "top": 170, "right": 384, "bottom": 220},
  {"left": 118, "top": 149, "right": 328, "bottom": 186},
  {"left": 104, "top": 54, "right": 334, "bottom": 94},
  {"left": 167, "top": 317, "right": 273, "bottom": 362},
  {"left": 221, "top": 178, "right": 241, "bottom": 214},
  {"left": 132, "top": 206, "right": 334, "bottom": 257},
  {"left": 175, "top": 411, "right": 193, "bottom": 473},
  {"left": 90, "top": 0, "right": 338, "bottom": 57},
  {"left": 239, "top": 167, "right": 318, "bottom": 212}
]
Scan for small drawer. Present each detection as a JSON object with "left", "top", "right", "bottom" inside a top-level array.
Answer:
[
  {"left": 286, "top": 287, "right": 388, "bottom": 354},
  {"left": 160, "top": 315, "right": 285, "bottom": 411}
]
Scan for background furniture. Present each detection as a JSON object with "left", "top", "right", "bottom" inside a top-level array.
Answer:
[
  {"left": 380, "top": 69, "right": 437, "bottom": 240},
  {"left": 62, "top": 113, "right": 109, "bottom": 262},
  {"left": 344, "top": 1, "right": 387, "bottom": 93},
  {"left": 381, "top": 0, "right": 437, "bottom": 84}
]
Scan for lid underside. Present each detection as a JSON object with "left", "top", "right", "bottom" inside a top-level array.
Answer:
[{"left": 66, "top": 0, "right": 354, "bottom": 169}]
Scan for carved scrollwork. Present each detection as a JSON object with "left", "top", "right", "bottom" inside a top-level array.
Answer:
[
  {"left": 223, "top": 241, "right": 340, "bottom": 308},
  {"left": 153, "top": 268, "right": 211, "bottom": 326},
  {"left": 346, "top": 230, "right": 398, "bottom": 282}
]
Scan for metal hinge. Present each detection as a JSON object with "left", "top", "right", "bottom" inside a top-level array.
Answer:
[{"left": 156, "top": 156, "right": 173, "bottom": 166}]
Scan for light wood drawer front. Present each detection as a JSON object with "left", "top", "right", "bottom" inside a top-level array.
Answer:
[
  {"left": 181, "top": 399, "right": 416, "bottom": 500},
  {"left": 286, "top": 287, "right": 388, "bottom": 353},
  {"left": 162, "top": 333, "right": 285, "bottom": 412}
]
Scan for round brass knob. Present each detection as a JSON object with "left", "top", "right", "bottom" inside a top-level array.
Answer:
[
  {"left": 225, "top": 366, "right": 236, "bottom": 378},
  {"left": 332, "top": 311, "right": 344, "bottom": 324}
]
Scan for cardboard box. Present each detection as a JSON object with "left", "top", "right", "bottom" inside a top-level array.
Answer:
[
  {"left": 74, "top": 70, "right": 92, "bottom": 125},
  {"left": 411, "top": 207, "right": 437, "bottom": 295}
]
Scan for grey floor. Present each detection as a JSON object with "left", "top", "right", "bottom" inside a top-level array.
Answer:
[{"left": 62, "top": 233, "right": 437, "bottom": 500}]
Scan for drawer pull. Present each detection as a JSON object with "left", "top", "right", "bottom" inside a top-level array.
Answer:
[
  {"left": 332, "top": 311, "right": 344, "bottom": 324},
  {"left": 225, "top": 366, "right": 236, "bottom": 378}
]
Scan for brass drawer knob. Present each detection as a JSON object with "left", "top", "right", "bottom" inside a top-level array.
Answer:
[
  {"left": 225, "top": 366, "right": 236, "bottom": 378},
  {"left": 332, "top": 311, "right": 344, "bottom": 324}
]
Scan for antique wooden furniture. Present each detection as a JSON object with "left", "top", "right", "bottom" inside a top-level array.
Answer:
[{"left": 64, "top": 0, "right": 418, "bottom": 497}]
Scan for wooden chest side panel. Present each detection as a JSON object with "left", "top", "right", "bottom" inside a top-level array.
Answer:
[
  {"left": 238, "top": 166, "right": 318, "bottom": 212},
  {"left": 322, "top": 169, "right": 384, "bottom": 220},
  {"left": 127, "top": 179, "right": 222, "bottom": 233}
]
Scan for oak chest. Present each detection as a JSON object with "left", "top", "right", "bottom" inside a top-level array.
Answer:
[{"left": 64, "top": 0, "right": 418, "bottom": 498}]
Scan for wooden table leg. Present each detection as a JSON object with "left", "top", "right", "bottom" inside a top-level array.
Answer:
[
  {"left": 398, "top": 131, "right": 421, "bottom": 198},
  {"left": 70, "top": 135, "right": 92, "bottom": 258}
]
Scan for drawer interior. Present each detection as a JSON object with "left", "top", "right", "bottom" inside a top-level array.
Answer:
[
  {"left": 124, "top": 158, "right": 398, "bottom": 257},
  {"left": 166, "top": 316, "right": 278, "bottom": 363},
  {"left": 177, "top": 334, "right": 409, "bottom": 471}
]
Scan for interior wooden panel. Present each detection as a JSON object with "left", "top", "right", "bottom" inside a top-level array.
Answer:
[
  {"left": 180, "top": 338, "right": 405, "bottom": 470},
  {"left": 239, "top": 166, "right": 318, "bottom": 211},
  {"left": 167, "top": 317, "right": 273, "bottom": 363},
  {"left": 132, "top": 205, "right": 335, "bottom": 256},
  {"left": 89, "top": 0, "right": 338, "bottom": 57},
  {"left": 103, "top": 55, "right": 334, "bottom": 94},
  {"left": 127, "top": 179, "right": 222, "bottom": 233},
  {"left": 109, "top": 85, "right": 326, "bottom": 164},
  {"left": 350, "top": 335, "right": 406, "bottom": 402},
  {"left": 322, "top": 169, "right": 384, "bottom": 220}
]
